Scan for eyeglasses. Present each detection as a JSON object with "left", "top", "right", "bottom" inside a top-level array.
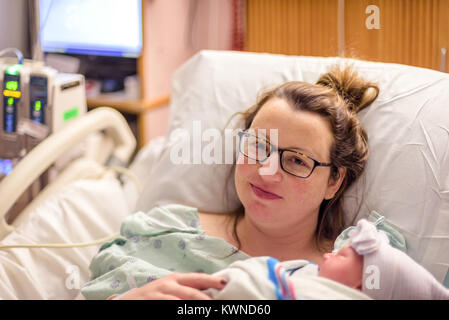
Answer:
[{"left": 237, "top": 130, "right": 332, "bottom": 178}]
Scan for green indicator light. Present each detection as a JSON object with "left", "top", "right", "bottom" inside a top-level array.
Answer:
[
  {"left": 5, "top": 64, "right": 22, "bottom": 76},
  {"left": 7, "top": 98, "right": 14, "bottom": 105},
  {"left": 34, "top": 100, "right": 42, "bottom": 111},
  {"left": 6, "top": 81, "right": 18, "bottom": 91},
  {"left": 63, "top": 107, "right": 79, "bottom": 122}
]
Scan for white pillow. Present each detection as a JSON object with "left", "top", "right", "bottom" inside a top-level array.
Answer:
[
  {"left": 134, "top": 50, "right": 449, "bottom": 285},
  {"left": 344, "top": 75, "right": 449, "bottom": 285}
]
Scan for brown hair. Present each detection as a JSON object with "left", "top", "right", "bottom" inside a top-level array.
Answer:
[{"left": 226, "top": 65, "right": 379, "bottom": 253}]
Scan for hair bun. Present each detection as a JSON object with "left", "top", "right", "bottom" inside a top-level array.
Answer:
[{"left": 316, "top": 65, "right": 379, "bottom": 113}]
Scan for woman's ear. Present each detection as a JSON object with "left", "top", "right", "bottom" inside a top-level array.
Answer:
[{"left": 325, "top": 167, "right": 346, "bottom": 200}]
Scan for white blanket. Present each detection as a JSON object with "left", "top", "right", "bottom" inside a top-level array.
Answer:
[
  {"left": 205, "top": 257, "right": 371, "bottom": 300},
  {"left": 0, "top": 178, "right": 131, "bottom": 300}
]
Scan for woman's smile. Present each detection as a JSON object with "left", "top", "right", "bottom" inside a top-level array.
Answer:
[{"left": 250, "top": 183, "right": 283, "bottom": 200}]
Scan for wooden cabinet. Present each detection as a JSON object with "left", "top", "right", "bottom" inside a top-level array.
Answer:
[
  {"left": 86, "top": 0, "right": 169, "bottom": 148},
  {"left": 246, "top": 0, "right": 340, "bottom": 56},
  {"left": 246, "top": 0, "right": 449, "bottom": 72},
  {"left": 344, "top": 0, "right": 447, "bottom": 71}
]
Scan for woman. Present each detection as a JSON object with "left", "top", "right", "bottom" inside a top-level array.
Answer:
[{"left": 82, "top": 65, "right": 379, "bottom": 300}]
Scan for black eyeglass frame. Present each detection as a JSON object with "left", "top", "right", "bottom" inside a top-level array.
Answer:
[{"left": 237, "top": 130, "right": 333, "bottom": 178}]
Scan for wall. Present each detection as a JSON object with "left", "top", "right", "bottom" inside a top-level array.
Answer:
[
  {"left": 344, "top": 0, "right": 448, "bottom": 71},
  {"left": 245, "top": 0, "right": 449, "bottom": 72},
  {"left": 246, "top": 0, "right": 340, "bottom": 56},
  {"left": 142, "top": 0, "right": 234, "bottom": 143},
  {"left": 0, "top": 0, "right": 30, "bottom": 58}
]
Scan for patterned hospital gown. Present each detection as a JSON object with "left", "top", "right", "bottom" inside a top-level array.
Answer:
[{"left": 81, "top": 204, "right": 250, "bottom": 299}]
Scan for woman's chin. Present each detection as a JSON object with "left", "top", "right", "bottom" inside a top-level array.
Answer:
[{"left": 244, "top": 201, "right": 279, "bottom": 223}]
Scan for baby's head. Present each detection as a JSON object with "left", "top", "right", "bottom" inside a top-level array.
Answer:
[
  {"left": 317, "top": 218, "right": 383, "bottom": 290},
  {"left": 318, "top": 245, "right": 363, "bottom": 290}
]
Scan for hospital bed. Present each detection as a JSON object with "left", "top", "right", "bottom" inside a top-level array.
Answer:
[{"left": 1, "top": 50, "right": 449, "bottom": 299}]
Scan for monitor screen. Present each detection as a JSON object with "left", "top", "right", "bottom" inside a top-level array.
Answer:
[{"left": 39, "top": 0, "right": 142, "bottom": 58}]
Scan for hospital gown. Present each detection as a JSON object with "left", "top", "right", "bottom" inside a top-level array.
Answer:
[{"left": 81, "top": 204, "right": 250, "bottom": 299}]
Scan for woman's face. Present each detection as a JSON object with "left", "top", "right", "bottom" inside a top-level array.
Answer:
[{"left": 234, "top": 97, "right": 344, "bottom": 231}]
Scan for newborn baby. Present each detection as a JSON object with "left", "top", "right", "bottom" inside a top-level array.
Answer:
[
  {"left": 206, "top": 219, "right": 449, "bottom": 300},
  {"left": 319, "top": 219, "right": 449, "bottom": 299}
]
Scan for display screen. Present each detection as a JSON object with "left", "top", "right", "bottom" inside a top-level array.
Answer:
[
  {"left": 3, "top": 73, "right": 20, "bottom": 132},
  {"left": 39, "top": 0, "right": 142, "bottom": 58},
  {"left": 6, "top": 81, "right": 18, "bottom": 91},
  {"left": 30, "top": 76, "right": 47, "bottom": 124}
]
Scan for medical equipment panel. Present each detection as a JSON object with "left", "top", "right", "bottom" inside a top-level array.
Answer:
[
  {"left": 0, "top": 53, "right": 86, "bottom": 223},
  {"left": 3, "top": 64, "right": 22, "bottom": 132},
  {"left": 0, "top": 63, "right": 26, "bottom": 159},
  {"left": 29, "top": 75, "right": 47, "bottom": 124},
  {"left": 0, "top": 57, "right": 86, "bottom": 162}
]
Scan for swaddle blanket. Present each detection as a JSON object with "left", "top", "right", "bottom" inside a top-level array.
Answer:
[{"left": 205, "top": 257, "right": 370, "bottom": 300}]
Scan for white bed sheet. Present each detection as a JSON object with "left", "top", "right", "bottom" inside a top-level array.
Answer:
[{"left": 0, "top": 178, "right": 131, "bottom": 299}]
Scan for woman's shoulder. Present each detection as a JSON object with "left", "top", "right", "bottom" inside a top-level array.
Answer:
[
  {"left": 197, "top": 209, "right": 232, "bottom": 225},
  {"left": 197, "top": 210, "right": 230, "bottom": 228},
  {"left": 197, "top": 210, "right": 236, "bottom": 245}
]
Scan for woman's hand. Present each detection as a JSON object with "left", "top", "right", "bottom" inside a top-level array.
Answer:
[{"left": 108, "top": 272, "right": 227, "bottom": 300}]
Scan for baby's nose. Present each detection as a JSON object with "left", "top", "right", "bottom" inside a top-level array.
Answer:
[{"left": 323, "top": 253, "right": 333, "bottom": 260}]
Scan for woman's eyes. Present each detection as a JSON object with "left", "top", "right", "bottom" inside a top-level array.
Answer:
[
  {"left": 288, "top": 156, "right": 306, "bottom": 167},
  {"left": 293, "top": 157, "right": 305, "bottom": 166}
]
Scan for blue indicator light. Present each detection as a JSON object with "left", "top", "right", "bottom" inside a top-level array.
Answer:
[
  {"left": 0, "top": 159, "right": 13, "bottom": 175},
  {"left": 5, "top": 114, "right": 14, "bottom": 132}
]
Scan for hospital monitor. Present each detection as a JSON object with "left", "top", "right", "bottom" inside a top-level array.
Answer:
[
  {"left": 38, "top": 0, "right": 142, "bottom": 58},
  {"left": 36, "top": 0, "right": 142, "bottom": 92}
]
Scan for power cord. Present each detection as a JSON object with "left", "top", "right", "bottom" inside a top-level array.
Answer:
[{"left": 0, "top": 232, "right": 120, "bottom": 250}]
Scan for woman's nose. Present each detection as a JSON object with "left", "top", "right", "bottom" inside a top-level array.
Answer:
[{"left": 258, "top": 152, "right": 282, "bottom": 181}]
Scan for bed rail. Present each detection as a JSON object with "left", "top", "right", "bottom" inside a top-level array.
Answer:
[{"left": 0, "top": 107, "right": 136, "bottom": 238}]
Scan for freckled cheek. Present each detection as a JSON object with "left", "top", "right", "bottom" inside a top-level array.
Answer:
[
  {"left": 291, "top": 175, "right": 328, "bottom": 202},
  {"left": 286, "top": 179, "right": 315, "bottom": 202},
  {"left": 234, "top": 163, "right": 254, "bottom": 195}
]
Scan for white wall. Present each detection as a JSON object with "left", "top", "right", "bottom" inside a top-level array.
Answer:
[
  {"left": 141, "top": 0, "right": 234, "bottom": 143},
  {"left": 0, "top": 0, "right": 31, "bottom": 58}
]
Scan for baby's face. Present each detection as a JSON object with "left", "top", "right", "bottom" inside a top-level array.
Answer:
[{"left": 318, "top": 245, "right": 363, "bottom": 289}]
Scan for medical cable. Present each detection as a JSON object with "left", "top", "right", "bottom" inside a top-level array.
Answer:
[
  {"left": 0, "top": 48, "right": 24, "bottom": 65},
  {"left": 0, "top": 166, "right": 141, "bottom": 250},
  {"left": 100, "top": 165, "right": 142, "bottom": 194},
  {"left": 0, "top": 232, "right": 120, "bottom": 250}
]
